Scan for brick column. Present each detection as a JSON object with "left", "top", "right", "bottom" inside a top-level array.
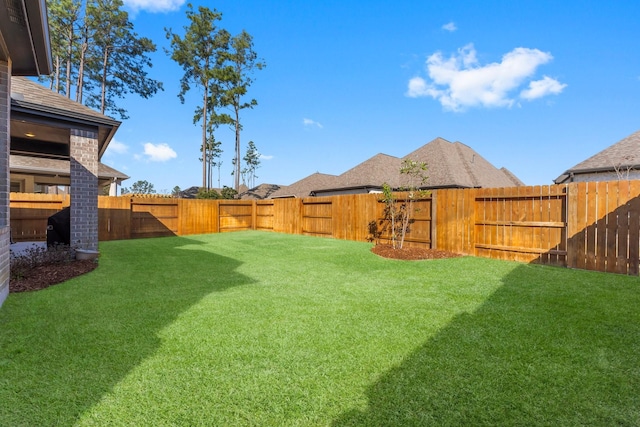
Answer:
[
  {"left": 70, "top": 128, "right": 99, "bottom": 251},
  {"left": 0, "top": 60, "right": 11, "bottom": 307}
]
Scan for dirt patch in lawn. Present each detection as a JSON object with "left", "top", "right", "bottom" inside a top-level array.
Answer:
[
  {"left": 10, "top": 260, "right": 98, "bottom": 293},
  {"left": 371, "top": 244, "right": 462, "bottom": 261}
]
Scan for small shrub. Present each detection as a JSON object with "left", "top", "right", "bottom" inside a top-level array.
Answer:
[
  {"left": 196, "top": 188, "right": 222, "bottom": 199},
  {"left": 10, "top": 244, "right": 75, "bottom": 281},
  {"left": 378, "top": 159, "right": 429, "bottom": 249}
]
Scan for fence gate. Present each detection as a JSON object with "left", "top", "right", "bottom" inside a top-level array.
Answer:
[
  {"left": 473, "top": 186, "right": 568, "bottom": 266},
  {"left": 130, "top": 198, "right": 178, "bottom": 238}
]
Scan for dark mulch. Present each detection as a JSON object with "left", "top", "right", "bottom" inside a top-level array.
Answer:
[
  {"left": 371, "top": 244, "right": 462, "bottom": 260},
  {"left": 10, "top": 260, "right": 98, "bottom": 293}
]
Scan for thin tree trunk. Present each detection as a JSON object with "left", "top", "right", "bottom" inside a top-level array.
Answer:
[
  {"left": 54, "top": 55, "right": 60, "bottom": 91},
  {"left": 234, "top": 103, "right": 241, "bottom": 192},
  {"left": 100, "top": 47, "right": 109, "bottom": 114},
  {"left": 76, "top": 42, "right": 87, "bottom": 103},
  {"left": 201, "top": 85, "right": 208, "bottom": 189},
  {"left": 65, "top": 28, "right": 73, "bottom": 98}
]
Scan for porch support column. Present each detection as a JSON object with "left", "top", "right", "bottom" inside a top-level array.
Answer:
[
  {"left": 0, "top": 60, "right": 11, "bottom": 306},
  {"left": 70, "top": 128, "right": 99, "bottom": 251}
]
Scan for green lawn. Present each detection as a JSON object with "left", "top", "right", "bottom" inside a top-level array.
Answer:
[{"left": 1, "top": 231, "right": 639, "bottom": 426}]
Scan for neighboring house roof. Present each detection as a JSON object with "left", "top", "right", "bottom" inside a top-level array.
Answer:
[
  {"left": 10, "top": 76, "right": 121, "bottom": 158},
  {"left": 555, "top": 130, "right": 640, "bottom": 183},
  {"left": 239, "top": 183, "right": 284, "bottom": 200},
  {"left": 340, "top": 153, "right": 404, "bottom": 188},
  {"left": 403, "top": 137, "right": 523, "bottom": 188},
  {"left": 270, "top": 173, "right": 341, "bottom": 198},
  {"left": 270, "top": 137, "right": 523, "bottom": 198},
  {"left": 0, "top": 0, "right": 52, "bottom": 75}
]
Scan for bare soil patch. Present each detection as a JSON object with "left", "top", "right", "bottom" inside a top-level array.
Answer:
[
  {"left": 371, "top": 244, "right": 462, "bottom": 260},
  {"left": 10, "top": 260, "right": 98, "bottom": 293}
]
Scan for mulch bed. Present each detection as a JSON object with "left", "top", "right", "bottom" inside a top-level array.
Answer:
[
  {"left": 371, "top": 244, "right": 462, "bottom": 260},
  {"left": 10, "top": 260, "right": 98, "bottom": 293}
]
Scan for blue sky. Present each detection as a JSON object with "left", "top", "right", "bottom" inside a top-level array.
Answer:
[{"left": 100, "top": 0, "right": 640, "bottom": 193}]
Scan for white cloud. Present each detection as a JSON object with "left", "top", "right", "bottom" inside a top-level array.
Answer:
[
  {"left": 406, "top": 44, "right": 565, "bottom": 111},
  {"left": 303, "top": 118, "right": 323, "bottom": 128},
  {"left": 143, "top": 142, "right": 177, "bottom": 162},
  {"left": 442, "top": 22, "right": 457, "bottom": 32},
  {"left": 259, "top": 154, "right": 274, "bottom": 160},
  {"left": 123, "top": 0, "right": 184, "bottom": 13},
  {"left": 105, "top": 139, "right": 128, "bottom": 155},
  {"left": 520, "top": 75, "right": 567, "bottom": 100}
]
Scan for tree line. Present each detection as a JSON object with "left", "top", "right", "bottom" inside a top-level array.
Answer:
[{"left": 45, "top": 0, "right": 264, "bottom": 193}]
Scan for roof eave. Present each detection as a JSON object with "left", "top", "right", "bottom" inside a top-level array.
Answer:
[
  {"left": 11, "top": 98, "right": 120, "bottom": 128},
  {"left": 1, "top": 0, "right": 52, "bottom": 76},
  {"left": 554, "top": 164, "right": 640, "bottom": 183}
]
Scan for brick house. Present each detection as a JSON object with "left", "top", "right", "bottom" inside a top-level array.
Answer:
[
  {"left": 1, "top": 2, "right": 118, "bottom": 308},
  {"left": 1, "top": 0, "right": 52, "bottom": 307}
]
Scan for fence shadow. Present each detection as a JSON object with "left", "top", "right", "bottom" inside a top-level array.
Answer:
[
  {"left": 332, "top": 263, "right": 640, "bottom": 426},
  {"left": 0, "top": 235, "right": 255, "bottom": 426}
]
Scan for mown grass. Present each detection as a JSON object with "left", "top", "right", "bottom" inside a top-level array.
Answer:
[{"left": 0, "top": 231, "right": 639, "bottom": 426}]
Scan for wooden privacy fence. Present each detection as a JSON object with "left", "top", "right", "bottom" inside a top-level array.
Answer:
[
  {"left": 9, "top": 180, "right": 640, "bottom": 275},
  {"left": 9, "top": 193, "right": 70, "bottom": 242},
  {"left": 434, "top": 181, "right": 640, "bottom": 275}
]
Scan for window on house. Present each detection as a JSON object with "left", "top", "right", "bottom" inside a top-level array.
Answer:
[{"left": 10, "top": 181, "right": 22, "bottom": 193}]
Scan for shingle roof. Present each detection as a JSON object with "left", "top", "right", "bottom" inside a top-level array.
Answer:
[
  {"left": 239, "top": 183, "right": 284, "bottom": 200},
  {"left": 10, "top": 154, "right": 129, "bottom": 181},
  {"left": 403, "top": 137, "right": 523, "bottom": 188},
  {"left": 271, "top": 137, "right": 523, "bottom": 197},
  {"left": 340, "top": 153, "right": 404, "bottom": 187},
  {"left": 554, "top": 129, "right": 640, "bottom": 183},
  {"left": 10, "top": 76, "right": 119, "bottom": 124}
]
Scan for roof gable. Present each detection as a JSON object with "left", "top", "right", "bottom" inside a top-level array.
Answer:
[
  {"left": 340, "top": 153, "right": 403, "bottom": 187},
  {"left": 270, "top": 172, "right": 340, "bottom": 198},
  {"left": 404, "top": 137, "right": 523, "bottom": 188}
]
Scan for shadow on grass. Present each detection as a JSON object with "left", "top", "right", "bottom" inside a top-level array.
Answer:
[
  {"left": 333, "top": 264, "right": 640, "bottom": 426},
  {"left": 0, "top": 235, "right": 255, "bottom": 426}
]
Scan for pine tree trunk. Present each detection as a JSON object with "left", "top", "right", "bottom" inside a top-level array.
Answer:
[
  {"left": 54, "top": 55, "right": 60, "bottom": 92},
  {"left": 76, "top": 43, "right": 87, "bottom": 103},
  {"left": 100, "top": 48, "right": 109, "bottom": 114},
  {"left": 201, "top": 86, "right": 208, "bottom": 189},
  {"left": 65, "top": 28, "right": 73, "bottom": 98},
  {"left": 234, "top": 103, "right": 241, "bottom": 192}
]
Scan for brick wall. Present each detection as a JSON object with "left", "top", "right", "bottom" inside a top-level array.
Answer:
[
  {"left": 0, "top": 60, "right": 10, "bottom": 306},
  {"left": 70, "top": 128, "right": 99, "bottom": 251}
]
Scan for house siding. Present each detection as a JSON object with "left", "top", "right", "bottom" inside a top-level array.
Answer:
[
  {"left": 70, "top": 129, "right": 99, "bottom": 251},
  {"left": 0, "top": 60, "right": 10, "bottom": 306},
  {"left": 570, "top": 171, "right": 640, "bottom": 182}
]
